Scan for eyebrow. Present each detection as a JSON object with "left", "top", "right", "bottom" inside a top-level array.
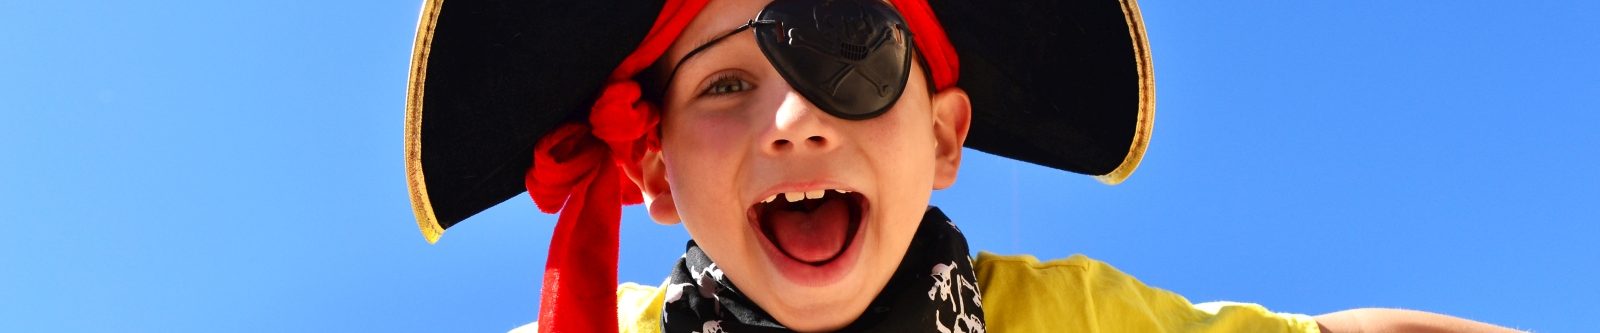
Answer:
[
  {"left": 685, "top": 33, "right": 729, "bottom": 63},
  {"left": 664, "top": 21, "right": 762, "bottom": 91}
]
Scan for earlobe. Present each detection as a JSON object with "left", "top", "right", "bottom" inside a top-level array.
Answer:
[
  {"left": 635, "top": 150, "right": 682, "bottom": 225},
  {"left": 930, "top": 87, "right": 972, "bottom": 190}
]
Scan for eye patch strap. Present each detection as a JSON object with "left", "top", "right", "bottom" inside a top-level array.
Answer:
[{"left": 662, "top": 19, "right": 778, "bottom": 94}]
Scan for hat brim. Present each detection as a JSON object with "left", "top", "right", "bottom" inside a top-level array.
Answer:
[{"left": 405, "top": 0, "right": 1154, "bottom": 243}]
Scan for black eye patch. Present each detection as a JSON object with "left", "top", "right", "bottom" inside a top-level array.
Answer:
[{"left": 666, "top": 0, "right": 914, "bottom": 120}]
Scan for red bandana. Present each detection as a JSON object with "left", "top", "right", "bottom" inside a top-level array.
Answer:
[{"left": 523, "top": 1, "right": 958, "bottom": 331}]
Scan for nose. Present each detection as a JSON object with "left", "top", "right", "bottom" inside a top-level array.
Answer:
[{"left": 761, "top": 90, "right": 840, "bottom": 155}]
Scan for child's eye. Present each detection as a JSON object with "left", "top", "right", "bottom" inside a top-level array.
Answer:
[{"left": 702, "top": 74, "right": 753, "bottom": 96}]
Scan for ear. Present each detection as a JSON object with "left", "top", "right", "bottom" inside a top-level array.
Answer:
[
  {"left": 930, "top": 87, "right": 972, "bottom": 190},
  {"left": 634, "top": 149, "right": 682, "bottom": 225}
]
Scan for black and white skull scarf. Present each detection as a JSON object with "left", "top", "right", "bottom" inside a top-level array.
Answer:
[{"left": 662, "top": 207, "right": 985, "bottom": 332}]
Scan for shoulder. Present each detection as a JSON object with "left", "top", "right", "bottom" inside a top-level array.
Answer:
[
  {"left": 972, "top": 252, "right": 1134, "bottom": 301},
  {"left": 972, "top": 252, "right": 1101, "bottom": 278},
  {"left": 506, "top": 281, "right": 668, "bottom": 333},
  {"left": 616, "top": 281, "right": 666, "bottom": 333},
  {"left": 974, "top": 252, "right": 1319, "bottom": 333},
  {"left": 974, "top": 252, "right": 1162, "bottom": 331}
]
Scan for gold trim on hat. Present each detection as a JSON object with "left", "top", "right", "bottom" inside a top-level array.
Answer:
[
  {"left": 1096, "top": 0, "right": 1156, "bottom": 185},
  {"left": 406, "top": 0, "right": 445, "bottom": 244}
]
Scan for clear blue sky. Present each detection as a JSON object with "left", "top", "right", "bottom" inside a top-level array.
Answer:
[{"left": 3, "top": 0, "right": 1596, "bottom": 332}]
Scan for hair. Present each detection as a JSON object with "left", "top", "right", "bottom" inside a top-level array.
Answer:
[{"left": 636, "top": 61, "right": 670, "bottom": 107}]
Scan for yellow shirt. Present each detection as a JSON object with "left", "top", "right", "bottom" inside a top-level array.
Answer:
[
  {"left": 973, "top": 253, "right": 1319, "bottom": 333},
  {"left": 516, "top": 253, "right": 1322, "bottom": 333}
]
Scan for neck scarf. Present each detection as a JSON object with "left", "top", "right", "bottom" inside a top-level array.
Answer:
[{"left": 662, "top": 207, "right": 985, "bottom": 332}]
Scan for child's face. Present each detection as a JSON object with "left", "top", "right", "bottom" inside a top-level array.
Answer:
[{"left": 635, "top": 0, "right": 970, "bottom": 330}]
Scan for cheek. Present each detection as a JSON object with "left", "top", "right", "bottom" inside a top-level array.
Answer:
[
  {"left": 665, "top": 101, "right": 758, "bottom": 154},
  {"left": 660, "top": 110, "right": 751, "bottom": 215},
  {"left": 663, "top": 109, "right": 746, "bottom": 172},
  {"left": 863, "top": 104, "right": 936, "bottom": 175},
  {"left": 659, "top": 114, "right": 760, "bottom": 287},
  {"left": 862, "top": 102, "right": 939, "bottom": 226}
]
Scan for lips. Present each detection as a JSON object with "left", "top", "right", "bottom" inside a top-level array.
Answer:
[{"left": 750, "top": 189, "right": 865, "bottom": 266}]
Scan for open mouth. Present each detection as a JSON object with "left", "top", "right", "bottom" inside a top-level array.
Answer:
[{"left": 748, "top": 189, "right": 866, "bottom": 266}]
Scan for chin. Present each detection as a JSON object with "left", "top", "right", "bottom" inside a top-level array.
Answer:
[{"left": 765, "top": 284, "right": 874, "bottom": 332}]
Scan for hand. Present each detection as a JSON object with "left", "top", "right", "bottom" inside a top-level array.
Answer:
[{"left": 1315, "top": 308, "right": 1524, "bottom": 333}]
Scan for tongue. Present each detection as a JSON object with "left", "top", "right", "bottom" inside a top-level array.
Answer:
[{"left": 767, "top": 197, "right": 851, "bottom": 263}]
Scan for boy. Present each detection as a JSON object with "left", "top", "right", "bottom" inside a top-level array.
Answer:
[{"left": 403, "top": 0, "right": 1522, "bottom": 331}]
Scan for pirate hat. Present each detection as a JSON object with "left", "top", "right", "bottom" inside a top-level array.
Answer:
[
  {"left": 404, "top": 0, "right": 1151, "bottom": 329},
  {"left": 405, "top": 0, "right": 1154, "bottom": 241}
]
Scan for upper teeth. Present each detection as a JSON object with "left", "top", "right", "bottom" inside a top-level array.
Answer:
[{"left": 761, "top": 189, "right": 852, "bottom": 203}]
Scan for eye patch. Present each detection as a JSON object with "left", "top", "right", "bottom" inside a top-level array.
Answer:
[{"left": 666, "top": 0, "right": 914, "bottom": 120}]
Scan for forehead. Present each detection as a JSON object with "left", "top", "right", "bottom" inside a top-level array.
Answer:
[{"left": 663, "top": 0, "right": 772, "bottom": 68}]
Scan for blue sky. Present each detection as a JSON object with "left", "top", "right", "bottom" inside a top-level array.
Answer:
[{"left": 3, "top": 0, "right": 1596, "bottom": 332}]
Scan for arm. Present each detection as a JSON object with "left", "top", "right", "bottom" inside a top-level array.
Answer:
[{"left": 1314, "top": 308, "right": 1524, "bottom": 333}]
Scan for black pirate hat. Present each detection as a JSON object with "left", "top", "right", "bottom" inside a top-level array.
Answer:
[{"left": 404, "top": 0, "right": 1154, "bottom": 242}]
